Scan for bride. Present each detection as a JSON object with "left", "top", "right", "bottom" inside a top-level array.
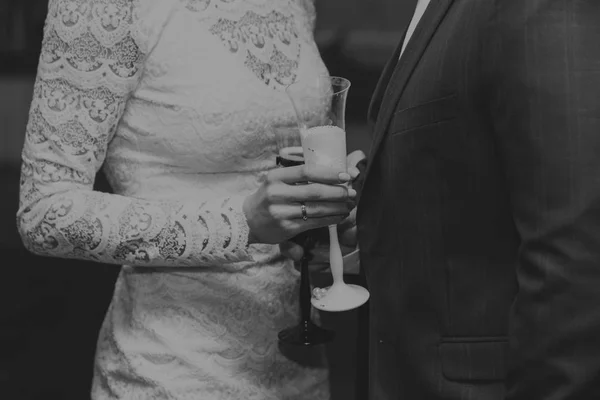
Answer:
[{"left": 16, "top": 0, "right": 361, "bottom": 398}]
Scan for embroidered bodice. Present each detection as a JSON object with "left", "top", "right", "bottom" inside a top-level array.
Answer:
[
  {"left": 17, "top": 0, "right": 331, "bottom": 398},
  {"left": 18, "top": 0, "right": 322, "bottom": 266}
]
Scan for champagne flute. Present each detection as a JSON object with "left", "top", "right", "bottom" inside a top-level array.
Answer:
[
  {"left": 273, "top": 125, "right": 335, "bottom": 346},
  {"left": 287, "top": 76, "right": 370, "bottom": 313}
]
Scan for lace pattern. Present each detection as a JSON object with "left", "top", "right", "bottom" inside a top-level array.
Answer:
[
  {"left": 17, "top": 0, "right": 330, "bottom": 398},
  {"left": 17, "top": 0, "right": 252, "bottom": 266},
  {"left": 183, "top": 0, "right": 315, "bottom": 89}
]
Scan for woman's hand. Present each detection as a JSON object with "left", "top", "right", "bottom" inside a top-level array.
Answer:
[
  {"left": 278, "top": 149, "right": 367, "bottom": 262},
  {"left": 243, "top": 164, "right": 356, "bottom": 244}
]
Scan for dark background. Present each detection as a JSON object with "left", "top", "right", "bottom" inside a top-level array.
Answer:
[{"left": 0, "top": 1, "right": 414, "bottom": 398}]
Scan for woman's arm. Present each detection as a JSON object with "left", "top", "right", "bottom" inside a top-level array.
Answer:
[{"left": 16, "top": 0, "right": 252, "bottom": 267}]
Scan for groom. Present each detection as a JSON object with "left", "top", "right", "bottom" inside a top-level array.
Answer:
[{"left": 354, "top": 0, "right": 600, "bottom": 399}]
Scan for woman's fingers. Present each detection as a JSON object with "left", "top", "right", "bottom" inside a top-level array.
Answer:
[
  {"left": 347, "top": 150, "right": 366, "bottom": 179},
  {"left": 302, "top": 215, "right": 345, "bottom": 232},
  {"left": 281, "top": 213, "right": 347, "bottom": 231},
  {"left": 269, "top": 201, "right": 351, "bottom": 220},
  {"left": 266, "top": 182, "right": 356, "bottom": 203},
  {"left": 347, "top": 150, "right": 366, "bottom": 168},
  {"left": 268, "top": 164, "right": 351, "bottom": 186}
]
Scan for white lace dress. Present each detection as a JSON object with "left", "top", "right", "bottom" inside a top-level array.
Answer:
[{"left": 17, "top": 0, "right": 332, "bottom": 398}]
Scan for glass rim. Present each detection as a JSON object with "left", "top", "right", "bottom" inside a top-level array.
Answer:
[{"left": 285, "top": 75, "right": 351, "bottom": 97}]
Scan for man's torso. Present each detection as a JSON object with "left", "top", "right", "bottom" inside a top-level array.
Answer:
[{"left": 358, "top": 1, "right": 518, "bottom": 398}]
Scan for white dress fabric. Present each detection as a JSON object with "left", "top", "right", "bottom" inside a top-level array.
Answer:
[{"left": 17, "top": 0, "right": 331, "bottom": 398}]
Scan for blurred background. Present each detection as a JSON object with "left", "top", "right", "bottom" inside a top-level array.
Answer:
[{"left": 0, "top": 0, "right": 415, "bottom": 398}]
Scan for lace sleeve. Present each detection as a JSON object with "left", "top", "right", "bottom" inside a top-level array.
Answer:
[{"left": 16, "top": 0, "right": 252, "bottom": 267}]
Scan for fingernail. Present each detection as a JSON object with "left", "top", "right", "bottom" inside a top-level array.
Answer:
[
  {"left": 348, "top": 188, "right": 357, "bottom": 198},
  {"left": 349, "top": 167, "right": 360, "bottom": 178},
  {"left": 339, "top": 172, "right": 351, "bottom": 182}
]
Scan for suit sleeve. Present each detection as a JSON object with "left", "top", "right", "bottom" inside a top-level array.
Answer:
[{"left": 488, "top": 1, "right": 600, "bottom": 398}]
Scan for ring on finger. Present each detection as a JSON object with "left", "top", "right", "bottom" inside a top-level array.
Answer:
[{"left": 300, "top": 202, "right": 308, "bottom": 221}]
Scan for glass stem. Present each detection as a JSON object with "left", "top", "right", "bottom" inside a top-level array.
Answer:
[
  {"left": 328, "top": 225, "right": 345, "bottom": 285},
  {"left": 299, "top": 249, "right": 312, "bottom": 323}
]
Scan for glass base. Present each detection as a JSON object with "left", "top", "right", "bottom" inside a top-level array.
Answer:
[
  {"left": 311, "top": 283, "right": 370, "bottom": 312},
  {"left": 278, "top": 321, "right": 335, "bottom": 346}
]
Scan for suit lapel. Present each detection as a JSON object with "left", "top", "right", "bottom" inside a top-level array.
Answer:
[
  {"left": 367, "top": 28, "right": 408, "bottom": 126},
  {"left": 363, "top": 0, "right": 455, "bottom": 185}
]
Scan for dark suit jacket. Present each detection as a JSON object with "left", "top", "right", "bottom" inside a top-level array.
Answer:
[{"left": 356, "top": 1, "right": 600, "bottom": 399}]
